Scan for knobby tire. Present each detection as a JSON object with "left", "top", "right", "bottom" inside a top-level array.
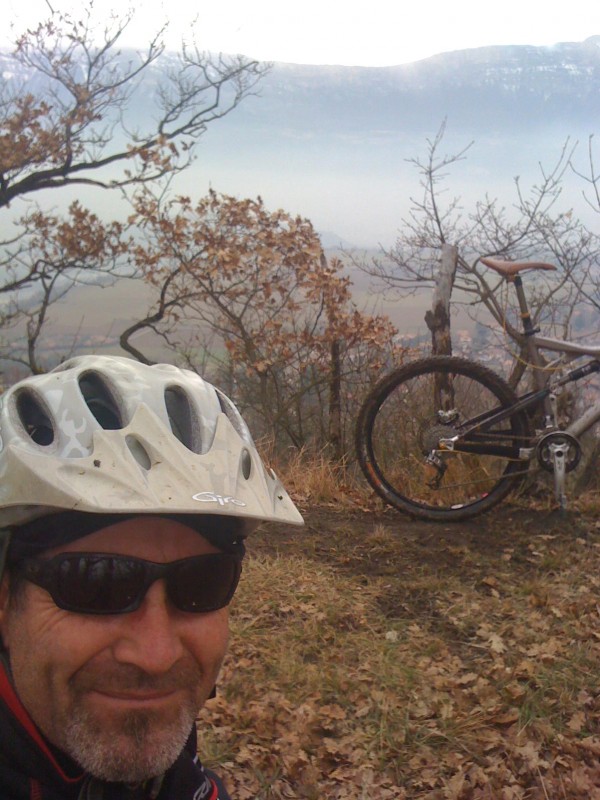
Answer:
[{"left": 356, "top": 356, "right": 532, "bottom": 521}]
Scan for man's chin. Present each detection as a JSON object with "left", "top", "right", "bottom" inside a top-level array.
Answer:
[{"left": 62, "top": 705, "right": 195, "bottom": 783}]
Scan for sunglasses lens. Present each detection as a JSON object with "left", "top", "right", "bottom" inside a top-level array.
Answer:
[
  {"left": 55, "top": 556, "right": 146, "bottom": 613},
  {"left": 32, "top": 553, "right": 241, "bottom": 614},
  {"left": 170, "top": 554, "right": 241, "bottom": 612}
]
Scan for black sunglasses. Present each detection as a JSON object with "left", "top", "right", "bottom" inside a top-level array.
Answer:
[{"left": 15, "top": 552, "right": 242, "bottom": 615}]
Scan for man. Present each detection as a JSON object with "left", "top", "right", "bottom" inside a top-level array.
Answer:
[{"left": 0, "top": 356, "right": 303, "bottom": 799}]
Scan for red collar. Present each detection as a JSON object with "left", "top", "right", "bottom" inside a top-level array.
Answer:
[{"left": 0, "top": 661, "right": 83, "bottom": 784}]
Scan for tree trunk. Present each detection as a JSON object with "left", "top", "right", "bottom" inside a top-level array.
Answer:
[
  {"left": 328, "top": 338, "right": 343, "bottom": 460},
  {"left": 424, "top": 244, "right": 458, "bottom": 356}
]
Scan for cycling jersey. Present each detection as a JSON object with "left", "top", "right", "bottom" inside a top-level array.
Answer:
[{"left": 0, "top": 660, "right": 232, "bottom": 800}]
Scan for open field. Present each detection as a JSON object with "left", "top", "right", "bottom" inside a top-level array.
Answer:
[
  {"left": 5, "top": 254, "right": 478, "bottom": 370},
  {"left": 11, "top": 247, "right": 594, "bottom": 378},
  {"left": 198, "top": 499, "right": 600, "bottom": 799}
]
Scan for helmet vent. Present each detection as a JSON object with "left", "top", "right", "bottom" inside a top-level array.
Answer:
[
  {"left": 216, "top": 391, "right": 248, "bottom": 440},
  {"left": 241, "top": 449, "right": 252, "bottom": 480},
  {"left": 164, "top": 386, "right": 195, "bottom": 452},
  {"left": 126, "top": 435, "right": 152, "bottom": 470},
  {"left": 16, "top": 390, "right": 54, "bottom": 446},
  {"left": 78, "top": 372, "right": 123, "bottom": 430}
]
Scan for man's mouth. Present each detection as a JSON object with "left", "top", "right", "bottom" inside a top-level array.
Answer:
[{"left": 89, "top": 688, "right": 181, "bottom": 706}]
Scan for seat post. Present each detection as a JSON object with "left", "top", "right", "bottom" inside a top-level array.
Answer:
[
  {"left": 513, "top": 276, "right": 537, "bottom": 336},
  {"left": 512, "top": 275, "right": 549, "bottom": 394}
]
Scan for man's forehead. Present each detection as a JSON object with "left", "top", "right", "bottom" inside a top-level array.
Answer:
[
  {"left": 49, "top": 518, "right": 220, "bottom": 560},
  {"left": 5, "top": 512, "right": 245, "bottom": 574},
  {"left": 8, "top": 513, "right": 147, "bottom": 561}
]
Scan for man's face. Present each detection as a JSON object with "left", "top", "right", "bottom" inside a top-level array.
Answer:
[{"left": 0, "top": 518, "right": 230, "bottom": 783}]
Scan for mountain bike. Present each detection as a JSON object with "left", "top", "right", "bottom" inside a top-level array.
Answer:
[{"left": 355, "top": 257, "right": 600, "bottom": 521}]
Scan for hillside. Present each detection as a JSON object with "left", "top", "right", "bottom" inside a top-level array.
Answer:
[
  {"left": 2, "top": 37, "right": 600, "bottom": 247},
  {"left": 2, "top": 35, "right": 600, "bottom": 364},
  {"left": 192, "top": 37, "right": 600, "bottom": 245}
]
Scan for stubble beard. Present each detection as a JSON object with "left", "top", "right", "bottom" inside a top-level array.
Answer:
[
  {"left": 62, "top": 701, "right": 197, "bottom": 783},
  {"left": 56, "top": 663, "right": 208, "bottom": 783}
]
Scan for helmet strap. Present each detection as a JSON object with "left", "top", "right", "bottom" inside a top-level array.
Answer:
[{"left": 0, "top": 529, "right": 11, "bottom": 586}]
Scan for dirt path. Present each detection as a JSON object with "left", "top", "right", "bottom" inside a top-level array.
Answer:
[{"left": 251, "top": 501, "right": 596, "bottom": 597}]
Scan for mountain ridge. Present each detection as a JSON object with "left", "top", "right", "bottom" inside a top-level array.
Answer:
[{"left": 2, "top": 37, "right": 600, "bottom": 245}]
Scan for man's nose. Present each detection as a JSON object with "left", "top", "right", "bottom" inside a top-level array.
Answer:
[{"left": 111, "top": 580, "right": 185, "bottom": 673}]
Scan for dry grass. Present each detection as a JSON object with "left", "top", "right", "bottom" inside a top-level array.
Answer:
[
  {"left": 197, "top": 519, "right": 600, "bottom": 799},
  {"left": 260, "top": 432, "right": 600, "bottom": 515},
  {"left": 572, "top": 487, "right": 600, "bottom": 515},
  {"left": 198, "top": 555, "right": 414, "bottom": 797},
  {"left": 270, "top": 447, "right": 361, "bottom": 507}
]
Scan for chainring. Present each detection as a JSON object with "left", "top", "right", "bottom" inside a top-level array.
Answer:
[{"left": 536, "top": 431, "right": 581, "bottom": 473}]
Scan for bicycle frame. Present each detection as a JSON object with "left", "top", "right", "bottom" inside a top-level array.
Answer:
[
  {"left": 434, "top": 267, "right": 600, "bottom": 512},
  {"left": 355, "top": 258, "right": 600, "bottom": 519},
  {"left": 439, "top": 269, "right": 600, "bottom": 510},
  {"left": 356, "top": 257, "right": 600, "bottom": 521},
  {"left": 513, "top": 274, "right": 600, "bottom": 440}
]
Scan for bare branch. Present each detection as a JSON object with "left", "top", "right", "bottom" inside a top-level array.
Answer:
[{"left": 0, "top": 4, "right": 268, "bottom": 207}]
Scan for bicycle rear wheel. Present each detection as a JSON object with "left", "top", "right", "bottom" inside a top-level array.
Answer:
[{"left": 356, "top": 356, "right": 532, "bottom": 521}]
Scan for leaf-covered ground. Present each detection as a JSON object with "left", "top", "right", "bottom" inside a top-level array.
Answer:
[{"left": 197, "top": 502, "right": 600, "bottom": 799}]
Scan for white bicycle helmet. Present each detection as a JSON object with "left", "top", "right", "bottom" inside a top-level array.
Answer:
[{"left": 0, "top": 356, "right": 303, "bottom": 535}]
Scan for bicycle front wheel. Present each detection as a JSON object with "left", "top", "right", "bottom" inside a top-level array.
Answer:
[{"left": 356, "top": 356, "right": 532, "bottom": 521}]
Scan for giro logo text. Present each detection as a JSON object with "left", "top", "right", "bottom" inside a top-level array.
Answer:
[{"left": 192, "top": 492, "right": 247, "bottom": 507}]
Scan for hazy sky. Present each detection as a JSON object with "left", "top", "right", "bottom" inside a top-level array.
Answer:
[{"left": 5, "top": 0, "right": 600, "bottom": 66}]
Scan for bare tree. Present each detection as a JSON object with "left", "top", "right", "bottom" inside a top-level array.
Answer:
[
  {"left": 0, "top": 2, "right": 267, "bottom": 373},
  {"left": 570, "top": 134, "right": 600, "bottom": 315},
  {"left": 0, "top": 203, "right": 130, "bottom": 372},
  {"left": 361, "top": 122, "right": 600, "bottom": 387},
  {"left": 121, "top": 189, "right": 398, "bottom": 452},
  {"left": 0, "top": 4, "right": 266, "bottom": 207}
]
